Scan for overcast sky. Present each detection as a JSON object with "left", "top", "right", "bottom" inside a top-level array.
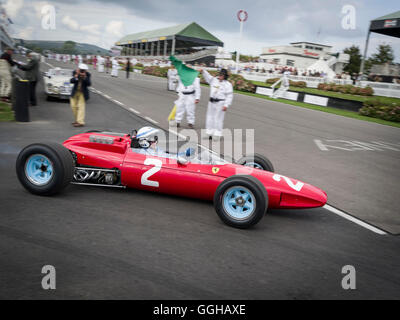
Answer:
[{"left": 4, "top": 0, "right": 400, "bottom": 61}]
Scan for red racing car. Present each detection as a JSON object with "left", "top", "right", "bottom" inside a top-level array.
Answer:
[{"left": 16, "top": 129, "right": 327, "bottom": 228}]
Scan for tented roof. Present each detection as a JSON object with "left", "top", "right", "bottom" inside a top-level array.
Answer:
[
  {"left": 370, "top": 11, "right": 400, "bottom": 38},
  {"left": 116, "top": 22, "right": 223, "bottom": 46}
]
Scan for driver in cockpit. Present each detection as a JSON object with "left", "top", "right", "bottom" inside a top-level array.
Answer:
[{"left": 131, "top": 126, "right": 194, "bottom": 159}]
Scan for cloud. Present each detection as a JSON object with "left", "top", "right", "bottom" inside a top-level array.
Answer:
[
  {"left": 105, "top": 20, "right": 124, "bottom": 38},
  {"left": 9, "top": 0, "right": 399, "bottom": 61},
  {"left": 80, "top": 24, "right": 101, "bottom": 35},
  {"left": 62, "top": 15, "right": 79, "bottom": 31},
  {"left": 17, "top": 26, "right": 34, "bottom": 39},
  {"left": 3, "top": 0, "right": 24, "bottom": 19}
]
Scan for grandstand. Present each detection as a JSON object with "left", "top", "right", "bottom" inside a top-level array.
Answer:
[{"left": 115, "top": 22, "right": 223, "bottom": 65}]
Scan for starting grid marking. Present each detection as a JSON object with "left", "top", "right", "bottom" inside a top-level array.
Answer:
[
  {"left": 89, "top": 86, "right": 390, "bottom": 236},
  {"left": 314, "top": 139, "right": 400, "bottom": 152}
]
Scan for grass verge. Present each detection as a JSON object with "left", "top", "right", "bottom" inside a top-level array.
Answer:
[{"left": 0, "top": 102, "right": 14, "bottom": 122}]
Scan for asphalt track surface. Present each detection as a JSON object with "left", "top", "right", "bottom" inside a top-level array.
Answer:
[{"left": 0, "top": 59, "right": 399, "bottom": 299}]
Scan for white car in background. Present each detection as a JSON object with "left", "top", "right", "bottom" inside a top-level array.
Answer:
[{"left": 43, "top": 67, "right": 73, "bottom": 100}]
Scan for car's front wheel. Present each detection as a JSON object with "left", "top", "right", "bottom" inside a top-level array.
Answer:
[
  {"left": 214, "top": 175, "right": 268, "bottom": 229},
  {"left": 16, "top": 142, "right": 75, "bottom": 196}
]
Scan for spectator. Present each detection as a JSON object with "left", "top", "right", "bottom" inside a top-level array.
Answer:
[
  {"left": 17, "top": 51, "right": 39, "bottom": 106},
  {"left": 70, "top": 64, "right": 91, "bottom": 127},
  {"left": 126, "top": 58, "right": 131, "bottom": 79},
  {"left": 0, "top": 47, "right": 19, "bottom": 67},
  {"left": 92, "top": 56, "right": 97, "bottom": 70},
  {"left": 105, "top": 56, "right": 110, "bottom": 74}
]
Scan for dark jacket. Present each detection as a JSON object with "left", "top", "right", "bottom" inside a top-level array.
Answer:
[
  {"left": 0, "top": 52, "right": 17, "bottom": 67},
  {"left": 70, "top": 71, "right": 91, "bottom": 100},
  {"left": 18, "top": 57, "right": 40, "bottom": 81}
]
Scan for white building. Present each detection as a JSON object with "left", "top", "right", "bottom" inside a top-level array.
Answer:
[{"left": 259, "top": 42, "right": 348, "bottom": 73}]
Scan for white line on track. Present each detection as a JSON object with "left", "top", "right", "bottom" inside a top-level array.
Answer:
[
  {"left": 113, "top": 99, "right": 124, "bottom": 106},
  {"left": 144, "top": 116, "right": 159, "bottom": 124},
  {"left": 103, "top": 94, "right": 111, "bottom": 99},
  {"left": 323, "top": 204, "right": 387, "bottom": 235},
  {"left": 129, "top": 108, "right": 140, "bottom": 114}
]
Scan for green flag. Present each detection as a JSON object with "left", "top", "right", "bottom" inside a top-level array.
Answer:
[{"left": 169, "top": 55, "right": 199, "bottom": 87}]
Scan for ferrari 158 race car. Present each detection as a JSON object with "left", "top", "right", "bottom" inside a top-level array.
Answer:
[
  {"left": 16, "top": 131, "right": 327, "bottom": 228},
  {"left": 43, "top": 68, "right": 73, "bottom": 100}
]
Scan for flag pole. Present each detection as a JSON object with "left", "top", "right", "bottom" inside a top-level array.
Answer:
[{"left": 235, "top": 10, "right": 248, "bottom": 74}]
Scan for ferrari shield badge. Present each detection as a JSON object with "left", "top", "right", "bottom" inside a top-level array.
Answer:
[{"left": 212, "top": 167, "right": 219, "bottom": 174}]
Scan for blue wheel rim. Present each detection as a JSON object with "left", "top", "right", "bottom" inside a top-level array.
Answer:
[
  {"left": 223, "top": 186, "right": 256, "bottom": 220},
  {"left": 24, "top": 154, "right": 54, "bottom": 186},
  {"left": 244, "top": 162, "right": 263, "bottom": 170}
]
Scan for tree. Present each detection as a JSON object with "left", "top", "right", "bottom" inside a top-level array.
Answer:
[
  {"left": 32, "top": 46, "right": 43, "bottom": 54},
  {"left": 343, "top": 45, "right": 361, "bottom": 74},
  {"left": 61, "top": 41, "right": 77, "bottom": 54},
  {"left": 370, "top": 44, "right": 395, "bottom": 64},
  {"left": 363, "top": 44, "right": 395, "bottom": 74}
]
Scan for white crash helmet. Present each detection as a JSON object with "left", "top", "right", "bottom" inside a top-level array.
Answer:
[
  {"left": 136, "top": 126, "right": 159, "bottom": 149},
  {"left": 78, "top": 63, "right": 89, "bottom": 70}
]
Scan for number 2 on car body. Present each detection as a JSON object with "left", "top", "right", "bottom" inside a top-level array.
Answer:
[
  {"left": 141, "top": 158, "right": 162, "bottom": 187},
  {"left": 273, "top": 174, "right": 304, "bottom": 192}
]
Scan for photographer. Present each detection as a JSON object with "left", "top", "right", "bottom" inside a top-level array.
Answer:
[
  {"left": 70, "top": 63, "right": 91, "bottom": 127},
  {"left": 17, "top": 50, "right": 39, "bottom": 106}
]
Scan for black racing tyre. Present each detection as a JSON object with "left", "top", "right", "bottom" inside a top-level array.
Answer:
[
  {"left": 16, "top": 142, "right": 75, "bottom": 196},
  {"left": 237, "top": 153, "right": 274, "bottom": 172},
  {"left": 85, "top": 130, "right": 102, "bottom": 133},
  {"left": 213, "top": 175, "right": 268, "bottom": 229}
]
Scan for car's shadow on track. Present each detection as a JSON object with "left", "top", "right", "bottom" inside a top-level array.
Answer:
[
  {"left": 45, "top": 96, "right": 70, "bottom": 103},
  {"left": 65, "top": 183, "right": 321, "bottom": 233}
]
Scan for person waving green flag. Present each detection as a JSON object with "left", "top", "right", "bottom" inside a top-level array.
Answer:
[{"left": 169, "top": 55, "right": 199, "bottom": 86}]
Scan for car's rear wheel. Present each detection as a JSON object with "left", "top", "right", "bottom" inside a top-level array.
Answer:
[
  {"left": 237, "top": 153, "right": 274, "bottom": 172},
  {"left": 214, "top": 175, "right": 268, "bottom": 228},
  {"left": 16, "top": 142, "right": 74, "bottom": 195}
]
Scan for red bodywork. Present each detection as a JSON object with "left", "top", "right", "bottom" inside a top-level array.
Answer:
[{"left": 63, "top": 132, "right": 327, "bottom": 209}]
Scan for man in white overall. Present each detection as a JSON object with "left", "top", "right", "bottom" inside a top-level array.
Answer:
[
  {"left": 97, "top": 56, "right": 105, "bottom": 73},
  {"left": 111, "top": 58, "right": 119, "bottom": 77},
  {"left": 200, "top": 68, "right": 233, "bottom": 138},
  {"left": 174, "top": 76, "right": 200, "bottom": 128},
  {"left": 167, "top": 67, "right": 178, "bottom": 91},
  {"left": 271, "top": 70, "right": 290, "bottom": 98}
]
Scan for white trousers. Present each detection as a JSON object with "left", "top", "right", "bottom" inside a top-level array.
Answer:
[
  {"left": 175, "top": 94, "right": 196, "bottom": 125},
  {"left": 168, "top": 78, "right": 177, "bottom": 91},
  {"left": 205, "top": 101, "right": 226, "bottom": 137},
  {"left": 272, "top": 85, "right": 289, "bottom": 98},
  {"left": 98, "top": 65, "right": 104, "bottom": 73},
  {"left": 111, "top": 67, "right": 118, "bottom": 77}
]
